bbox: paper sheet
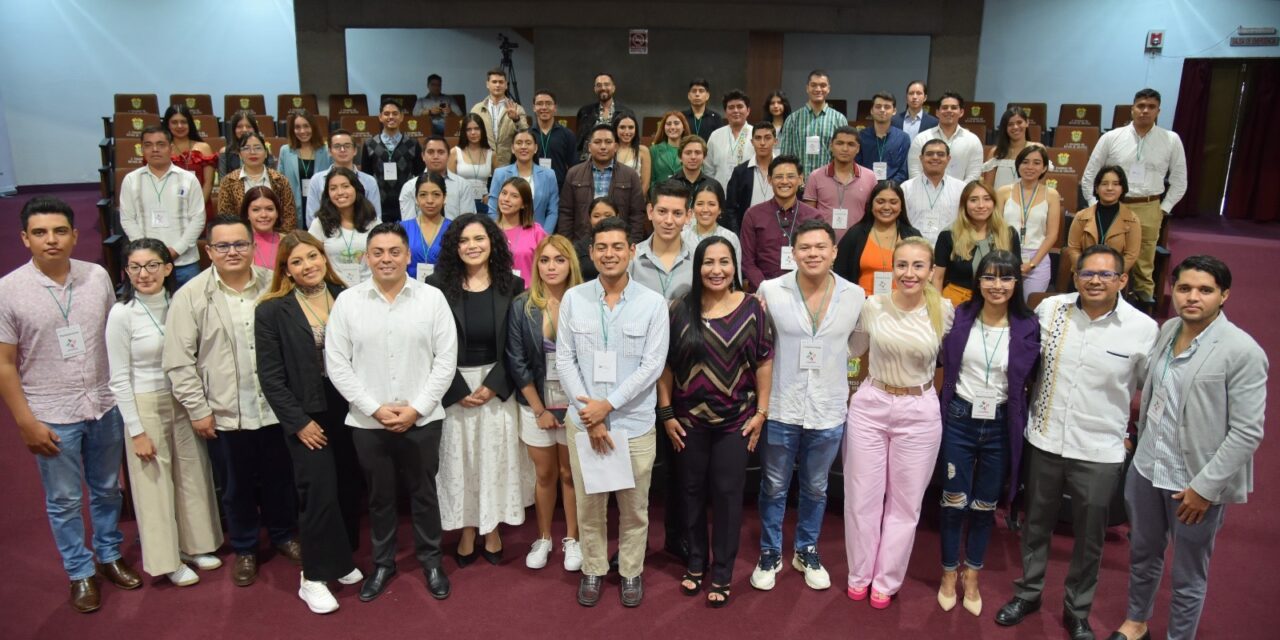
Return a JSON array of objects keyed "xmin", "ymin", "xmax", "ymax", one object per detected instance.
[{"xmin": 574, "ymin": 431, "xmax": 635, "ymax": 494}]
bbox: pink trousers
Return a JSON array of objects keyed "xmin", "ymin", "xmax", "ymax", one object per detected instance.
[{"xmin": 844, "ymin": 383, "xmax": 942, "ymax": 595}]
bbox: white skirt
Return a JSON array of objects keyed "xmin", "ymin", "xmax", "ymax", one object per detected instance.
[{"xmin": 437, "ymin": 364, "xmax": 535, "ymax": 532}]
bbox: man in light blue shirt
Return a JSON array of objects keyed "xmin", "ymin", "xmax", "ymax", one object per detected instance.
[{"xmin": 557, "ymin": 216, "xmax": 668, "ymax": 609}]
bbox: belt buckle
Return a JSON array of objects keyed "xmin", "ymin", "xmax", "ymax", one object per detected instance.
[{"xmin": 881, "ymin": 382, "xmax": 908, "ymax": 396}]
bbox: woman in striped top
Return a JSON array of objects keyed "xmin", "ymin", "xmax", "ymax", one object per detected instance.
[{"xmin": 658, "ymin": 236, "xmax": 774, "ymax": 608}]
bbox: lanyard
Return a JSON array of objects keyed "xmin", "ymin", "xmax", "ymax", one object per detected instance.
[
  {"xmin": 978, "ymin": 319, "xmax": 1005, "ymax": 385},
  {"xmin": 1018, "ymin": 181, "xmax": 1039, "ymax": 239},
  {"xmin": 876, "ymin": 136, "xmax": 887, "ymax": 162},
  {"xmin": 1134, "ymin": 128, "xmax": 1147, "ymax": 163},
  {"xmin": 597, "ymin": 290, "xmax": 625, "ymax": 350},
  {"xmin": 340, "ymin": 226, "xmax": 359, "ymax": 261},
  {"xmin": 46, "ymin": 283, "xmax": 73, "ymax": 323},
  {"xmin": 774, "ymin": 204, "xmax": 799, "ymax": 241},
  {"xmin": 536, "ymin": 129, "xmax": 551, "ymax": 158},
  {"xmin": 924, "ymin": 180, "xmax": 945, "ymax": 210},
  {"xmin": 149, "ymin": 171, "xmax": 173, "ymax": 205},
  {"xmin": 297, "ymin": 288, "xmax": 331, "ymax": 325},
  {"xmin": 1159, "ymin": 326, "xmax": 1183, "ymax": 386},
  {"xmin": 300, "ymin": 158, "xmax": 315, "ymax": 178},
  {"xmin": 139, "ymin": 295, "xmax": 167, "ymax": 336},
  {"xmin": 798, "ymin": 272, "xmax": 833, "ymax": 337}
]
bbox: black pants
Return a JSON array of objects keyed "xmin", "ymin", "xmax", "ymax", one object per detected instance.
[
  {"xmin": 282, "ymin": 382, "xmax": 365, "ymax": 582},
  {"xmin": 660, "ymin": 420, "xmax": 686, "ymax": 549},
  {"xmin": 352, "ymin": 421, "xmax": 443, "ymax": 570},
  {"xmin": 681, "ymin": 426, "xmax": 750, "ymax": 585},
  {"xmin": 208, "ymin": 424, "xmax": 298, "ymax": 555}
]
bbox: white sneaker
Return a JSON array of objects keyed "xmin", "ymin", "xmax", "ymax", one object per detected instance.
[
  {"xmin": 298, "ymin": 574, "xmax": 339, "ymax": 614},
  {"xmin": 181, "ymin": 553, "xmax": 223, "ymax": 570},
  {"xmin": 338, "ymin": 567, "xmax": 364, "ymax": 585},
  {"xmin": 526, "ymin": 538, "xmax": 553, "ymax": 569},
  {"xmin": 750, "ymin": 553, "xmax": 782, "ymax": 591},
  {"xmin": 167, "ymin": 563, "xmax": 200, "ymax": 587},
  {"xmin": 792, "ymin": 547, "xmax": 831, "ymax": 590},
  {"xmin": 561, "ymin": 538, "xmax": 583, "ymax": 572}
]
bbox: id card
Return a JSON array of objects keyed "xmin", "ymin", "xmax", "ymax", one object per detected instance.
[
  {"xmin": 780, "ymin": 246, "xmax": 797, "ymax": 271},
  {"xmin": 873, "ymin": 162, "xmax": 888, "ymax": 180},
  {"xmin": 832, "ymin": 208, "xmax": 849, "ymax": 229},
  {"xmin": 415, "ymin": 263, "xmax": 434, "ymax": 282},
  {"xmin": 873, "ymin": 271, "xmax": 893, "ymax": 296},
  {"xmin": 383, "ymin": 163, "xmax": 398, "ymax": 181},
  {"xmin": 538, "ymin": 158, "xmax": 552, "ymax": 169},
  {"xmin": 1147, "ymin": 390, "xmax": 1167, "ymax": 422},
  {"xmin": 301, "ymin": 178, "xmax": 311, "ymax": 194},
  {"xmin": 546, "ymin": 354, "xmax": 561, "ymax": 380},
  {"xmin": 335, "ymin": 262, "xmax": 362, "ymax": 284},
  {"xmin": 57, "ymin": 324, "xmax": 86, "ymax": 359},
  {"xmin": 151, "ymin": 209, "xmax": 170, "ymax": 228},
  {"xmin": 544, "ymin": 379, "xmax": 569, "ymax": 410},
  {"xmin": 593, "ymin": 350, "xmax": 617, "ymax": 383},
  {"xmin": 805, "ymin": 135, "xmax": 821, "ymax": 155},
  {"xmin": 799, "ymin": 339, "xmax": 823, "ymax": 370},
  {"xmin": 924, "ymin": 213, "xmax": 939, "ymax": 233},
  {"xmin": 971, "ymin": 392, "xmax": 997, "ymax": 420},
  {"xmin": 1128, "ymin": 163, "xmax": 1147, "ymax": 183}
]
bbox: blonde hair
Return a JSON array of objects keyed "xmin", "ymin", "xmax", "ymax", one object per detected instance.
[
  {"xmin": 259, "ymin": 230, "xmax": 348, "ymax": 302},
  {"xmin": 525, "ymin": 234, "xmax": 583, "ymax": 339},
  {"xmin": 949, "ymin": 180, "xmax": 1014, "ymax": 261},
  {"xmin": 894, "ymin": 237, "xmax": 945, "ymax": 339}
]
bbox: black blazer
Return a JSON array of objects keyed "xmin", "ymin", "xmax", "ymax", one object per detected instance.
[
  {"xmin": 359, "ymin": 136, "xmax": 425, "ymax": 215},
  {"xmin": 504, "ymin": 291, "xmax": 547, "ymax": 407},
  {"xmin": 891, "ymin": 111, "xmax": 939, "ymax": 132},
  {"xmin": 254, "ymin": 282, "xmax": 346, "ymax": 435},
  {"xmin": 425, "ymin": 274, "xmax": 517, "ymax": 406},
  {"xmin": 833, "ymin": 220, "xmax": 923, "ymax": 284},
  {"xmin": 725, "ymin": 161, "xmax": 756, "ymax": 231},
  {"xmin": 574, "ymin": 101, "xmax": 636, "ymax": 154}
]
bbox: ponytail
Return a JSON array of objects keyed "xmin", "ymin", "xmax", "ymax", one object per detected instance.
[{"xmin": 894, "ymin": 236, "xmax": 945, "ymax": 340}]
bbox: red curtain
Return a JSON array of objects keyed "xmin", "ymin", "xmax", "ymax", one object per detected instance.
[
  {"xmin": 1170, "ymin": 59, "xmax": 1212, "ymax": 218},
  {"xmin": 1224, "ymin": 60, "xmax": 1280, "ymax": 222}
]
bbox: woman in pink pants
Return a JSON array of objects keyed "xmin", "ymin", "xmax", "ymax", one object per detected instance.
[{"xmin": 844, "ymin": 237, "xmax": 954, "ymax": 609}]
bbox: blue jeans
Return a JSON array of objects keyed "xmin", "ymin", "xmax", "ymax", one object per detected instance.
[
  {"xmin": 757, "ymin": 419, "xmax": 844, "ymax": 554},
  {"xmin": 172, "ymin": 262, "xmax": 201, "ymax": 289},
  {"xmin": 35, "ymin": 407, "xmax": 126, "ymax": 580},
  {"xmin": 939, "ymin": 397, "xmax": 1008, "ymax": 570}
]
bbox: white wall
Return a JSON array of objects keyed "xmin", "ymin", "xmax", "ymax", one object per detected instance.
[
  {"xmin": 345, "ymin": 29, "xmax": 535, "ymax": 113},
  {"xmin": 782, "ymin": 34, "xmax": 932, "ymax": 113},
  {"xmin": 0, "ymin": 0, "xmax": 299, "ymax": 186},
  {"xmin": 976, "ymin": 0, "xmax": 1280, "ymax": 127}
]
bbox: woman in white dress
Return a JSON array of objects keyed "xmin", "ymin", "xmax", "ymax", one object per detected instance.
[
  {"xmin": 448, "ymin": 113, "xmax": 496, "ymax": 214},
  {"xmin": 994, "ymin": 145, "xmax": 1059, "ymax": 298}
]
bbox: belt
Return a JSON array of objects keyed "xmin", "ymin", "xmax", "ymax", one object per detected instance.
[
  {"xmin": 869, "ymin": 378, "xmax": 931, "ymax": 396},
  {"xmin": 1122, "ymin": 195, "xmax": 1161, "ymax": 204}
]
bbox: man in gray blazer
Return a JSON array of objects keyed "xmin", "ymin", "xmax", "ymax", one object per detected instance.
[{"xmin": 1107, "ymin": 255, "xmax": 1268, "ymax": 640}]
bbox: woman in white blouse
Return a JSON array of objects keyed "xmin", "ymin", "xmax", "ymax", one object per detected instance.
[
  {"xmin": 843, "ymin": 236, "xmax": 954, "ymax": 610},
  {"xmin": 106, "ymin": 239, "xmax": 222, "ymax": 586}
]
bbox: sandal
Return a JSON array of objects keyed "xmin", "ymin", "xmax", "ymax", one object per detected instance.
[
  {"xmin": 680, "ymin": 572, "xmax": 704, "ymax": 596},
  {"xmin": 707, "ymin": 583, "xmax": 731, "ymax": 608}
]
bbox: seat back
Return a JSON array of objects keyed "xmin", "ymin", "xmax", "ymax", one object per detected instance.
[
  {"xmin": 403, "ymin": 116, "xmax": 430, "ymax": 141},
  {"xmin": 961, "ymin": 123, "xmax": 988, "ymax": 144},
  {"xmin": 169, "ymin": 94, "xmax": 214, "ymax": 116},
  {"xmin": 253, "ymin": 115, "xmax": 276, "ymax": 137},
  {"xmin": 444, "ymin": 115, "xmax": 466, "ymax": 137},
  {"xmin": 1008, "ymin": 102, "xmax": 1047, "ymax": 127},
  {"xmin": 113, "ymin": 140, "xmax": 146, "ymax": 169},
  {"xmin": 854, "ymin": 99, "xmax": 873, "ymax": 121},
  {"xmin": 378, "ymin": 94, "xmax": 417, "ymax": 113},
  {"xmin": 1058, "ymin": 104, "xmax": 1101, "ymax": 128},
  {"xmin": 961, "ymin": 101, "xmax": 996, "ymax": 130},
  {"xmin": 112, "ymin": 113, "xmax": 161, "ymax": 140},
  {"xmin": 827, "ymin": 99, "xmax": 848, "ymax": 117},
  {"xmin": 1046, "ymin": 146, "xmax": 1088, "ymax": 177},
  {"xmin": 340, "ymin": 116, "xmax": 381, "ymax": 147},
  {"xmin": 642, "ymin": 116, "xmax": 663, "ymax": 140},
  {"xmin": 1052, "ymin": 126, "xmax": 1101, "ymax": 153},
  {"xmin": 205, "ymin": 137, "xmax": 226, "ymax": 155},
  {"xmin": 1044, "ymin": 172, "xmax": 1080, "ymax": 218},
  {"xmin": 329, "ymin": 94, "xmax": 369, "ymax": 117},
  {"xmin": 264, "ymin": 137, "xmax": 288, "ymax": 159},
  {"xmin": 1027, "ymin": 124, "xmax": 1044, "ymax": 145},
  {"xmin": 1112, "ymin": 104, "xmax": 1133, "ymax": 129},
  {"xmin": 277, "ymin": 94, "xmax": 319, "ymax": 122},
  {"xmin": 556, "ymin": 115, "xmax": 578, "ymax": 133},
  {"xmin": 114, "ymin": 94, "xmax": 158, "ymax": 115},
  {"xmin": 225, "ymin": 94, "xmax": 267, "ymax": 117},
  {"xmin": 191, "ymin": 115, "xmax": 219, "ymax": 141}
]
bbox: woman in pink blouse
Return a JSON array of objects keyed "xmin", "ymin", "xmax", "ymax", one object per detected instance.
[{"xmin": 494, "ymin": 177, "xmax": 547, "ymax": 289}]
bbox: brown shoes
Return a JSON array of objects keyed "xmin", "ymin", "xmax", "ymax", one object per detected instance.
[
  {"xmin": 96, "ymin": 559, "xmax": 142, "ymax": 590},
  {"xmin": 232, "ymin": 554, "xmax": 258, "ymax": 587},
  {"xmin": 275, "ymin": 540, "xmax": 303, "ymax": 566},
  {"xmin": 69, "ymin": 578, "xmax": 100, "ymax": 613}
]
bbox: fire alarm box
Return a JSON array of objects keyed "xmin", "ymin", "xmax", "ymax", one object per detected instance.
[{"xmin": 1146, "ymin": 30, "xmax": 1165, "ymax": 52}]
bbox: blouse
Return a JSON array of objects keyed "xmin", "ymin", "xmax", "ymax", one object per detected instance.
[
  {"xmin": 650, "ymin": 142, "xmax": 681, "ymax": 189},
  {"xmin": 253, "ymin": 231, "xmax": 280, "ymax": 270},
  {"xmin": 857, "ymin": 235, "xmax": 894, "ymax": 294},
  {"xmin": 307, "ymin": 218, "xmax": 371, "ymax": 284},
  {"xmin": 955, "ymin": 321, "xmax": 1010, "ymax": 404},
  {"xmin": 854, "ymin": 293, "xmax": 954, "ymax": 388},
  {"xmin": 105, "ymin": 293, "xmax": 170, "ymax": 438},
  {"xmin": 403, "ymin": 216, "xmax": 452, "ymax": 280},
  {"xmin": 504, "ymin": 224, "xmax": 548, "ymax": 289},
  {"xmin": 668, "ymin": 295, "xmax": 774, "ymax": 432},
  {"xmin": 459, "ymin": 288, "xmax": 499, "ymax": 366},
  {"xmin": 935, "ymin": 229, "xmax": 1022, "ymax": 291},
  {"xmin": 454, "ymin": 146, "xmax": 493, "ymax": 198}
]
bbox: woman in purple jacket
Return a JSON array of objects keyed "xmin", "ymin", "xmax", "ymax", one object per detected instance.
[{"xmin": 936, "ymin": 250, "xmax": 1040, "ymax": 616}]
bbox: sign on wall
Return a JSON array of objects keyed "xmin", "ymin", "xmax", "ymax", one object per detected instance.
[{"xmin": 629, "ymin": 29, "xmax": 648, "ymax": 55}]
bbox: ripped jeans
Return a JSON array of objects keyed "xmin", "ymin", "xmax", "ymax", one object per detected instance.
[{"xmin": 939, "ymin": 396, "xmax": 1009, "ymax": 571}]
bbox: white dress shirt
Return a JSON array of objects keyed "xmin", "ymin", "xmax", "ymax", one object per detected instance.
[
  {"xmin": 908, "ymin": 126, "xmax": 985, "ymax": 183},
  {"xmin": 758, "ymin": 272, "xmax": 865, "ymax": 430},
  {"xmin": 705, "ymin": 123, "xmax": 753, "ymax": 187},
  {"xmin": 398, "ymin": 170, "xmax": 478, "ymax": 221},
  {"xmin": 1134, "ymin": 317, "xmax": 1217, "ymax": 491},
  {"xmin": 118, "ymin": 164, "xmax": 205, "ymax": 266},
  {"xmin": 325, "ymin": 277, "xmax": 458, "ymax": 428},
  {"xmin": 1081, "ymin": 123, "xmax": 1188, "ymax": 213},
  {"xmin": 1026, "ymin": 293, "xmax": 1158, "ymax": 463},
  {"xmin": 902, "ymin": 174, "xmax": 966, "ymax": 246}
]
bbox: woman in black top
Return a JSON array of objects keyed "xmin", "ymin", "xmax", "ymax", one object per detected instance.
[
  {"xmin": 932, "ymin": 181, "xmax": 1020, "ymax": 307},
  {"xmin": 834, "ymin": 181, "xmax": 922, "ymax": 295},
  {"xmin": 427, "ymin": 214, "xmax": 531, "ymax": 567},
  {"xmin": 255, "ymin": 230, "xmax": 362, "ymax": 614}
]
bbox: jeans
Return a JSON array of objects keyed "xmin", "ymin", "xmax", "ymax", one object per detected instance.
[
  {"xmin": 172, "ymin": 262, "xmax": 201, "ymax": 289},
  {"xmin": 939, "ymin": 397, "xmax": 1009, "ymax": 571},
  {"xmin": 35, "ymin": 407, "xmax": 125, "ymax": 580},
  {"xmin": 757, "ymin": 419, "xmax": 844, "ymax": 554}
]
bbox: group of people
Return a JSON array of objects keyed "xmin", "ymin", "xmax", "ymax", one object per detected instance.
[{"xmin": 0, "ymin": 71, "xmax": 1251, "ymax": 640}]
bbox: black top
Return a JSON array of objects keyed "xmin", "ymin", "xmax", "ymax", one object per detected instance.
[
  {"xmin": 1095, "ymin": 202, "xmax": 1120, "ymax": 240},
  {"xmin": 425, "ymin": 273, "xmax": 517, "ymax": 406},
  {"xmin": 934, "ymin": 228, "xmax": 1022, "ymax": 290},
  {"xmin": 833, "ymin": 220, "xmax": 924, "ymax": 284},
  {"xmin": 460, "ymin": 288, "xmax": 499, "ymax": 366},
  {"xmin": 681, "ymin": 108, "xmax": 724, "ymax": 139},
  {"xmin": 532, "ymin": 123, "xmax": 577, "ymax": 189}
]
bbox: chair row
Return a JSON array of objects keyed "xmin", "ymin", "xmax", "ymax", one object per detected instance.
[{"xmin": 112, "ymin": 93, "xmax": 466, "ymax": 122}]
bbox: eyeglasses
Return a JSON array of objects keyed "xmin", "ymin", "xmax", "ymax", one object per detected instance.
[
  {"xmin": 1077, "ymin": 270, "xmax": 1121, "ymax": 282},
  {"xmin": 210, "ymin": 241, "xmax": 253, "ymax": 254},
  {"xmin": 330, "ymin": 143, "xmax": 355, "ymax": 151},
  {"xmin": 125, "ymin": 261, "xmax": 164, "ymax": 275},
  {"xmin": 241, "ymin": 145, "xmax": 266, "ymax": 153},
  {"xmin": 978, "ymin": 275, "xmax": 1017, "ymax": 285}
]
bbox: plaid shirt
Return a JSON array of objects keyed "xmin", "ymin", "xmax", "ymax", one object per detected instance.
[
  {"xmin": 591, "ymin": 160, "xmax": 615, "ymax": 198},
  {"xmin": 778, "ymin": 104, "xmax": 849, "ymax": 178}
]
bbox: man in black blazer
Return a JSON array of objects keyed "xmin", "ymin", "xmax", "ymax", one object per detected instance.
[
  {"xmin": 574, "ymin": 72, "xmax": 635, "ymax": 157},
  {"xmin": 360, "ymin": 99, "xmax": 425, "ymax": 223},
  {"xmin": 725, "ymin": 121, "xmax": 779, "ymax": 231},
  {"xmin": 890, "ymin": 80, "xmax": 939, "ymax": 140}
]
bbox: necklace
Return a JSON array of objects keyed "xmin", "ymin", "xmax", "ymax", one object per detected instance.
[{"xmin": 296, "ymin": 281, "xmax": 327, "ymax": 298}]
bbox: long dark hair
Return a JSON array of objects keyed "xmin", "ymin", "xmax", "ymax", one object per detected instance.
[
  {"xmin": 434, "ymin": 213, "xmax": 520, "ymax": 303},
  {"xmin": 162, "ymin": 104, "xmax": 203, "ymax": 143},
  {"xmin": 852, "ymin": 180, "xmax": 906, "ymax": 231},
  {"xmin": 766, "ymin": 91, "xmax": 792, "ymax": 122},
  {"xmin": 459, "ymin": 113, "xmax": 491, "ymax": 151},
  {"xmin": 613, "ymin": 113, "xmax": 641, "ymax": 153},
  {"xmin": 963, "ymin": 249, "xmax": 1033, "ymax": 319},
  {"xmin": 671, "ymin": 236, "xmax": 744, "ymax": 363},
  {"xmin": 224, "ymin": 110, "xmax": 263, "ymax": 154},
  {"xmin": 316, "ymin": 167, "xmax": 377, "ymax": 237},
  {"xmin": 992, "ymin": 107, "xmax": 1029, "ymax": 160},
  {"xmin": 119, "ymin": 238, "xmax": 177, "ymax": 304}
]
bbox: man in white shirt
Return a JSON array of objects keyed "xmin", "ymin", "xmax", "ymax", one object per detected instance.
[
  {"xmin": 118, "ymin": 127, "xmax": 206, "ymax": 287},
  {"xmin": 163, "ymin": 215, "xmax": 300, "ymax": 588},
  {"xmin": 704, "ymin": 90, "xmax": 753, "ymax": 188},
  {"xmin": 751, "ymin": 219, "xmax": 865, "ymax": 594},
  {"xmin": 725, "ymin": 121, "xmax": 779, "ymax": 229},
  {"xmin": 908, "ymin": 92, "xmax": 984, "ymax": 183},
  {"xmin": 398, "ymin": 135, "xmax": 479, "ymax": 221},
  {"xmin": 902, "ymin": 139, "xmax": 966, "ymax": 245},
  {"xmin": 305, "ymin": 129, "xmax": 381, "ymax": 227},
  {"xmin": 996, "ymin": 245, "xmax": 1158, "ymax": 640},
  {"xmin": 1081, "ymin": 88, "xmax": 1188, "ymax": 309},
  {"xmin": 325, "ymin": 222, "xmax": 459, "ymax": 603}
]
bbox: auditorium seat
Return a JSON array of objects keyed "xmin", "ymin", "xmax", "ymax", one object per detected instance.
[
  {"xmin": 277, "ymin": 94, "xmax": 319, "ymax": 122},
  {"xmin": 113, "ymin": 140, "xmax": 145, "ymax": 170},
  {"xmin": 340, "ymin": 116, "xmax": 381, "ymax": 147},
  {"xmin": 112, "ymin": 113, "xmax": 161, "ymax": 140},
  {"xmin": 1046, "ymin": 146, "xmax": 1088, "ymax": 177},
  {"xmin": 191, "ymin": 115, "xmax": 219, "ymax": 140},
  {"xmin": 827, "ymin": 99, "xmax": 848, "ymax": 117},
  {"xmin": 854, "ymin": 99, "xmax": 873, "ymax": 121},
  {"xmin": 1058, "ymin": 104, "xmax": 1101, "ymax": 128},
  {"xmin": 961, "ymin": 123, "xmax": 988, "ymax": 144},
  {"xmin": 252, "ymin": 115, "xmax": 275, "ymax": 137},
  {"xmin": 403, "ymin": 116, "xmax": 429, "ymax": 141},
  {"xmin": 169, "ymin": 94, "xmax": 214, "ymax": 116},
  {"xmin": 851, "ymin": 118, "xmax": 871, "ymax": 134},
  {"xmin": 310, "ymin": 114, "xmax": 331, "ymax": 137},
  {"xmin": 444, "ymin": 115, "xmax": 464, "ymax": 137},
  {"xmin": 1027, "ymin": 124, "xmax": 1044, "ymax": 145},
  {"xmin": 642, "ymin": 116, "xmax": 663, "ymax": 139},
  {"xmin": 205, "ymin": 137, "xmax": 226, "ymax": 154},
  {"xmin": 1008, "ymin": 102, "xmax": 1047, "ymax": 127},
  {"xmin": 557, "ymin": 115, "xmax": 577, "ymax": 133},
  {"xmin": 329, "ymin": 94, "xmax": 369, "ymax": 118},
  {"xmin": 225, "ymin": 94, "xmax": 267, "ymax": 117},
  {"xmin": 1112, "ymin": 104, "xmax": 1132, "ymax": 129},
  {"xmin": 379, "ymin": 94, "xmax": 417, "ymax": 112},
  {"xmin": 960, "ymin": 101, "xmax": 996, "ymax": 131},
  {"xmin": 1052, "ymin": 126, "xmax": 1101, "ymax": 153},
  {"xmin": 114, "ymin": 94, "xmax": 158, "ymax": 115},
  {"xmin": 1045, "ymin": 172, "xmax": 1081, "ymax": 216},
  {"xmin": 265, "ymin": 137, "xmax": 288, "ymax": 159}
]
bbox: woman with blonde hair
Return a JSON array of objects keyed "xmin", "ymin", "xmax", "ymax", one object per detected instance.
[
  {"xmin": 506, "ymin": 234, "xmax": 585, "ymax": 571},
  {"xmin": 649, "ymin": 111, "xmax": 691, "ymax": 190},
  {"xmin": 932, "ymin": 181, "xmax": 1021, "ymax": 306},
  {"xmin": 844, "ymin": 236, "xmax": 954, "ymax": 610},
  {"xmin": 255, "ymin": 230, "xmax": 364, "ymax": 613}
]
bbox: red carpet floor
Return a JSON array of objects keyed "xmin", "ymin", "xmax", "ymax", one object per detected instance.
[{"xmin": 0, "ymin": 189, "xmax": 1275, "ymax": 639}]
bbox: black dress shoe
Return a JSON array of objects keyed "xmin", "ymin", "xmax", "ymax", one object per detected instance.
[
  {"xmin": 455, "ymin": 547, "xmax": 478, "ymax": 568},
  {"xmin": 481, "ymin": 546, "xmax": 503, "ymax": 565},
  {"xmin": 1105, "ymin": 632, "xmax": 1150, "ymax": 640},
  {"xmin": 664, "ymin": 539, "xmax": 689, "ymax": 563},
  {"xmin": 995, "ymin": 597, "xmax": 1041, "ymax": 626},
  {"xmin": 620, "ymin": 575, "xmax": 644, "ymax": 607},
  {"xmin": 577, "ymin": 575, "xmax": 603, "ymax": 607},
  {"xmin": 359, "ymin": 565, "xmax": 397, "ymax": 602},
  {"xmin": 1064, "ymin": 610, "xmax": 1095, "ymax": 640},
  {"xmin": 424, "ymin": 567, "xmax": 450, "ymax": 600}
]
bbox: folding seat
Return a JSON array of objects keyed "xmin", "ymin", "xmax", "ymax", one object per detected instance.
[
  {"xmin": 225, "ymin": 94, "xmax": 267, "ymax": 117},
  {"xmin": 114, "ymin": 93, "xmax": 158, "ymax": 114},
  {"xmin": 329, "ymin": 94, "xmax": 369, "ymax": 117},
  {"xmin": 169, "ymin": 94, "xmax": 214, "ymax": 116}
]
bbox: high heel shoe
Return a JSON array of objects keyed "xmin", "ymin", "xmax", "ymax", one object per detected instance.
[
  {"xmin": 938, "ymin": 571, "xmax": 957, "ymax": 611},
  {"xmin": 454, "ymin": 546, "xmax": 478, "ymax": 568},
  {"xmin": 961, "ymin": 569, "xmax": 982, "ymax": 617}
]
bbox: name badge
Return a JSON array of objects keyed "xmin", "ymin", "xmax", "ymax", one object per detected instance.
[
  {"xmin": 544, "ymin": 379, "xmax": 569, "ymax": 410},
  {"xmin": 383, "ymin": 163, "xmax": 398, "ymax": 182},
  {"xmin": 924, "ymin": 213, "xmax": 939, "ymax": 233},
  {"xmin": 545, "ymin": 353, "xmax": 560, "ymax": 381},
  {"xmin": 538, "ymin": 158, "xmax": 552, "ymax": 169},
  {"xmin": 805, "ymin": 135, "xmax": 821, "ymax": 155},
  {"xmin": 832, "ymin": 208, "xmax": 849, "ymax": 229},
  {"xmin": 873, "ymin": 162, "xmax": 888, "ymax": 180},
  {"xmin": 799, "ymin": 339, "xmax": 823, "ymax": 370},
  {"xmin": 334, "ymin": 262, "xmax": 362, "ymax": 284},
  {"xmin": 779, "ymin": 246, "xmax": 797, "ymax": 271},
  {"xmin": 971, "ymin": 391, "xmax": 997, "ymax": 420},
  {"xmin": 1147, "ymin": 390, "xmax": 1167, "ymax": 422},
  {"xmin": 1128, "ymin": 163, "xmax": 1147, "ymax": 183},
  {"xmin": 513, "ymin": 268, "xmax": 522, "ymax": 278},
  {"xmin": 151, "ymin": 209, "xmax": 170, "ymax": 228},
  {"xmin": 57, "ymin": 324, "xmax": 86, "ymax": 359},
  {"xmin": 301, "ymin": 178, "xmax": 311, "ymax": 194},
  {"xmin": 415, "ymin": 263, "xmax": 434, "ymax": 282},
  {"xmin": 873, "ymin": 271, "xmax": 893, "ymax": 296},
  {"xmin": 593, "ymin": 350, "xmax": 618, "ymax": 384}
]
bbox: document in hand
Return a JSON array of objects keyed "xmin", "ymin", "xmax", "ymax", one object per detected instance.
[{"xmin": 574, "ymin": 432, "xmax": 636, "ymax": 494}]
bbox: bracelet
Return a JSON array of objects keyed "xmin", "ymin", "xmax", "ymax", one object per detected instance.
[
  {"xmin": 535, "ymin": 409, "xmax": 547, "ymax": 418},
  {"xmin": 756, "ymin": 407, "xmax": 769, "ymax": 418},
  {"xmin": 656, "ymin": 406, "xmax": 675, "ymax": 422}
]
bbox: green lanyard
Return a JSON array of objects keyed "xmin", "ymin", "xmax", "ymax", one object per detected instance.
[
  {"xmin": 925, "ymin": 179, "xmax": 945, "ymax": 210},
  {"xmin": 876, "ymin": 136, "xmax": 887, "ymax": 162},
  {"xmin": 536, "ymin": 129, "xmax": 551, "ymax": 159},
  {"xmin": 140, "ymin": 295, "xmax": 167, "ymax": 336},
  {"xmin": 46, "ymin": 283, "xmax": 74, "ymax": 324},
  {"xmin": 799, "ymin": 272, "xmax": 833, "ymax": 337},
  {"xmin": 978, "ymin": 319, "xmax": 1005, "ymax": 385},
  {"xmin": 1018, "ymin": 181, "xmax": 1039, "ymax": 239},
  {"xmin": 340, "ymin": 227, "xmax": 359, "ymax": 262},
  {"xmin": 1134, "ymin": 129, "xmax": 1147, "ymax": 163},
  {"xmin": 149, "ymin": 171, "xmax": 173, "ymax": 205},
  {"xmin": 597, "ymin": 287, "xmax": 625, "ymax": 350},
  {"xmin": 297, "ymin": 288, "xmax": 331, "ymax": 325}
]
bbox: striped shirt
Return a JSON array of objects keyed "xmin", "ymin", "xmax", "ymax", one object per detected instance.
[
  {"xmin": 778, "ymin": 103, "xmax": 849, "ymax": 178},
  {"xmin": 1134, "ymin": 320, "xmax": 1215, "ymax": 490},
  {"xmin": 853, "ymin": 293, "xmax": 954, "ymax": 388},
  {"xmin": 668, "ymin": 295, "xmax": 774, "ymax": 432}
]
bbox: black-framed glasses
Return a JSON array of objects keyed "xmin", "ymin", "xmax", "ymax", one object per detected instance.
[
  {"xmin": 125, "ymin": 261, "xmax": 164, "ymax": 275},
  {"xmin": 1077, "ymin": 270, "xmax": 1121, "ymax": 282},
  {"xmin": 210, "ymin": 241, "xmax": 253, "ymax": 254},
  {"xmin": 978, "ymin": 275, "xmax": 1017, "ymax": 285}
]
